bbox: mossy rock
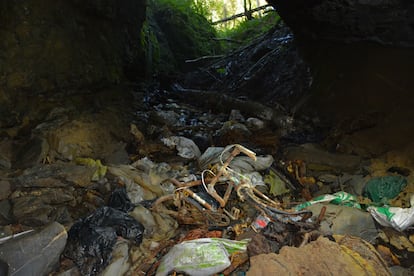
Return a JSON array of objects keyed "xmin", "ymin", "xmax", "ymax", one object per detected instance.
[{"xmin": 148, "ymin": 0, "xmax": 221, "ymax": 74}]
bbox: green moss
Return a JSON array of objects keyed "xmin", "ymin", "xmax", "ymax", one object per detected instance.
[
  {"xmin": 147, "ymin": 0, "xmax": 221, "ymax": 73},
  {"xmin": 140, "ymin": 19, "xmax": 161, "ymax": 77},
  {"xmin": 218, "ymin": 12, "xmax": 281, "ymax": 51}
]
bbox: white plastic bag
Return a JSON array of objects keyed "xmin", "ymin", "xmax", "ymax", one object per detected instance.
[
  {"xmin": 162, "ymin": 136, "xmax": 201, "ymax": 159},
  {"xmin": 367, "ymin": 195, "xmax": 414, "ymax": 231},
  {"xmin": 156, "ymin": 238, "xmax": 249, "ymax": 276}
]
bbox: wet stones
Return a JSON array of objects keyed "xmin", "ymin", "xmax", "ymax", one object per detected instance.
[
  {"xmin": 307, "ymin": 203, "xmax": 379, "ymax": 241},
  {"xmin": 13, "ymin": 164, "xmax": 95, "ymax": 188},
  {"xmin": 10, "ymin": 184, "xmax": 76, "ymax": 226},
  {"xmin": 0, "ymin": 222, "xmax": 68, "ymax": 276},
  {"xmin": 6, "ymin": 163, "xmax": 111, "ymax": 226}
]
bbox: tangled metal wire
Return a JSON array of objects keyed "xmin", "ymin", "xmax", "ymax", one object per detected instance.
[{"xmin": 153, "ymin": 144, "xmax": 314, "ymax": 228}]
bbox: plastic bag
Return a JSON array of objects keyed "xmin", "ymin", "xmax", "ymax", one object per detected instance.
[
  {"xmin": 367, "ymin": 195, "xmax": 414, "ymax": 231},
  {"xmin": 75, "ymin": 157, "xmax": 107, "ymax": 181},
  {"xmin": 108, "ymin": 187, "xmax": 135, "ymax": 212},
  {"xmin": 295, "ymin": 191, "xmax": 361, "ymax": 211},
  {"xmin": 156, "ymin": 238, "xmax": 249, "ymax": 276},
  {"xmin": 363, "ymin": 175, "xmax": 407, "ymax": 204},
  {"xmin": 198, "ymin": 146, "xmax": 273, "ymax": 172},
  {"xmin": 64, "ymin": 206, "xmax": 144, "ymax": 275},
  {"xmin": 161, "ymin": 136, "xmax": 201, "ymax": 159}
]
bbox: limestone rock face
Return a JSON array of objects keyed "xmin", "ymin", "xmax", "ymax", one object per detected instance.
[
  {"xmin": 267, "ymin": 0, "xmax": 414, "ymax": 47},
  {"xmin": 0, "ymin": 0, "xmax": 146, "ymax": 103}
]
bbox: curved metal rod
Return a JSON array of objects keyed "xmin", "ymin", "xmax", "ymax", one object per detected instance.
[{"xmin": 207, "ymin": 144, "xmax": 256, "ymax": 207}]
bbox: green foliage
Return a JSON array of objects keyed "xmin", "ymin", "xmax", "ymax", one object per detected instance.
[
  {"xmin": 144, "ymin": 0, "xmax": 221, "ymax": 76},
  {"xmin": 218, "ymin": 12, "xmax": 281, "ymax": 51},
  {"xmin": 191, "ymin": 0, "xmax": 211, "ymax": 18},
  {"xmin": 216, "ymin": 67, "xmax": 226, "ymax": 75},
  {"xmin": 140, "ymin": 0, "xmax": 280, "ymax": 77}
]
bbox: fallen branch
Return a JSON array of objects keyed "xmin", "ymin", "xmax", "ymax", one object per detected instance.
[
  {"xmin": 185, "ymin": 55, "xmax": 225, "ymax": 63},
  {"xmin": 171, "ymin": 85, "xmax": 288, "ymax": 126},
  {"xmin": 212, "ymin": 37, "xmax": 242, "ymax": 44}
]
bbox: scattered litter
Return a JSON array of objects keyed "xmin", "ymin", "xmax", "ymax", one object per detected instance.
[
  {"xmin": 0, "ymin": 229, "xmax": 34, "ymax": 245},
  {"xmin": 3, "ymin": 98, "xmax": 413, "ymax": 276},
  {"xmin": 153, "ymin": 144, "xmax": 312, "ymax": 228},
  {"xmin": 108, "ymin": 159, "xmax": 174, "ymax": 202},
  {"xmin": 198, "ymin": 145, "xmax": 273, "ymax": 171},
  {"xmin": 161, "ymin": 136, "xmax": 201, "ymax": 159},
  {"xmin": 156, "ymin": 238, "xmax": 249, "ymax": 276},
  {"xmin": 230, "ymin": 154, "xmax": 274, "ymax": 172},
  {"xmin": 264, "ymin": 169, "xmax": 290, "ymax": 196},
  {"xmin": 101, "ymin": 239, "xmax": 131, "ymax": 276},
  {"xmin": 367, "ymin": 195, "xmax": 414, "ymax": 231},
  {"xmin": 246, "ymin": 117, "xmax": 265, "ymax": 130},
  {"xmin": 64, "ymin": 206, "xmax": 144, "ymax": 275},
  {"xmin": 363, "ymin": 175, "xmax": 407, "ymax": 204},
  {"xmin": 251, "ymin": 214, "xmax": 271, "ymax": 232},
  {"xmin": 294, "ymin": 191, "xmax": 361, "ymax": 210},
  {"xmin": 108, "ymin": 187, "xmax": 135, "ymax": 213},
  {"xmin": 75, "ymin": 157, "xmax": 107, "ymax": 181},
  {"xmin": 305, "ymin": 203, "xmax": 379, "ymax": 241}
]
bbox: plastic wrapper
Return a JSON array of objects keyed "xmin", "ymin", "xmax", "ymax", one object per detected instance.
[
  {"xmin": 367, "ymin": 196, "xmax": 414, "ymax": 231},
  {"xmin": 75, "ymin": 157, "xmax": 107, "ymax": 181},
  {"xmin": 161, "ymin": 136, "xmax": 201, "ymax": 159},
  {"xmin": 156, "ymin": 238, "xmax": 249, "ymax": 276},
  {"xmin": 294, "ymin": 191, "xmax": 361, "ymax": 211},
  {"xmin": 198, "ymin": 146, "xmax": 273, "ymax": 172}
]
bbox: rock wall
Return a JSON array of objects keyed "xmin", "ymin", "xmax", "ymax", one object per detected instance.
[
  {"xmin": 264, "ymin": 0, "xmax": 414, "ymax": 158},
  {"xmin": 267, "ymin": 0, "xmax": 414, "ymax": 47},
  {"xmin": 0, "ymin": 0, "xmax": 146, "ymax": 105}
]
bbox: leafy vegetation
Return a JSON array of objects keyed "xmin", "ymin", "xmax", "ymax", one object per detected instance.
[
  {"xmin": 217, "ymin": 12, "xmax": 281, "ymax": 51},
  {"xmin": 142, "ymin": 0, "xmax": 220, "ymax": 78},
  {"xmin": 141, "ymin": 0, "xmax": 280, "ymax": 79}
]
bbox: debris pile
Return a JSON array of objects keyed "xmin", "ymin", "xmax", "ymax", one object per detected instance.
[{"xmin": 0, "ymin": 26, "xmax": 414, "ymax": 275}]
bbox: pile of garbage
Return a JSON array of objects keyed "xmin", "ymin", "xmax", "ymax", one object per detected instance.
[
  {"xmin": 2, "ymin": 137, "xmax": 414, "ymax": 275},
  {"xmin": 1, "ymin": 88, "xmax": 414, "ymax": 275}
]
